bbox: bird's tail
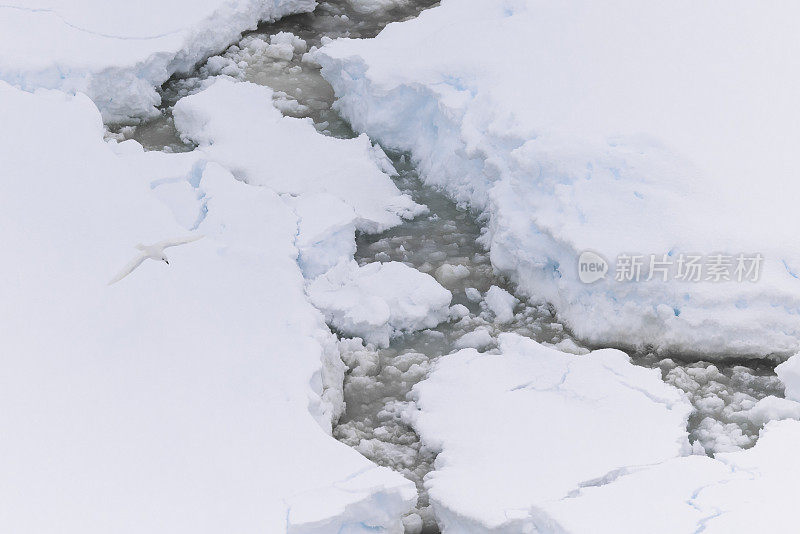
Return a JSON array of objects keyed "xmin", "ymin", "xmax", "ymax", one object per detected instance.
[{"xmin": 135, "ymin": 243, "xmax": 146, "ymax": 251}]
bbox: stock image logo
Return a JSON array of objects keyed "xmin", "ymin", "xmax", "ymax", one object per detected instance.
[
  {"xmin": 577, "ymin": 251, "xmax": 609, "ymax": 283},
  {"xmin": 578, "ymin": 252, "xmax": 763, "ymax": 284}
]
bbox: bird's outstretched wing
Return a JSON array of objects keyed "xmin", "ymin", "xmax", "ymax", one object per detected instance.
[
  {"xmin": 108, "ymin": 254, "xmax": 147, "ymax": 285},
  {"xmin": 157, "ymin": 234, "xmax": 204, "ymax": 249}
]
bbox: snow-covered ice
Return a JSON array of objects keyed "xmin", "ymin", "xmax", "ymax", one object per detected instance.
[
  {"xmin": 9, "ymin": 0, "xmax": 800, "ymax": 530},
  {"xmin": 464, "ymin": 287, "xmax": 482, "ymax": 302},
  {"xmin": 0, "ymin": 78, "xmax": 417, "ymax": 532},
  {"xmin": 406, "ymin": 332, "xmax": 693, "ymax": 532},
  {"xmin": 545, "ymin": 455, "xmax": 734, "ymax": 534},
  {"xmin": 316, "ymin": 0, "xmax": 800, "ymax": 357},
  {"xmin": 776, "ymin": 352, "xmax": 800, "ymax": 402},
  {"xmin": 547, "ymin": 419, "xmax": 800, "ymax": 533},
  {"xmin": 688, "ymin": 419, "xmax": 800, "ymax": 533},
  {"xmin": 308, "ymin": 260, "xmax": 453, "ymax": 347},
  {"xmin": 0, "ymin": 0, "xmax": 315, "ymax": 121},
  {"xmin": 453, "ymin": 327, "xmax": 493, "ymax": 350},
  {"xmin": 729, "ymin": 395, "xmax": 800, "ymax": 429},
  {"xmin": 433, "ymin": 263, "xmax": 470, "ymax": 286},
  {"xmin": 405, "ymin": 331, "xmax": 800, "ymax": 533},
  {"xmin": 483, "ymin": 285, "xmax": 519, "ymax": 324},
  {"xmin": 172, "ymin": 78, "xmax": 425, "ymax": 277}
]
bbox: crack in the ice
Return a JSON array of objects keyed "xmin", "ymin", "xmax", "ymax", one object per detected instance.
[
  {"xmin": 282, "ymin": 464, "xmax": 379, "ymax": 529},
  {"xmin": 0, "ymin": 4, "xmax": 184, "ymax": 40},
  {"xmin": 508, "ymin": 359, "xmax": 579, "ymax": 396},
  {"xmin": 692, "ymin": 509, "xmax": 723, "ymax": 534},
  {"xmin": 687, "ymin": 482, "xmax": 728, "ymax": 533},
  {"xmin": 563, "ymin": 466, "xmax": 633, "ymax": 498},
  {"xmin": 509, "ymin": 365, "xmax": 570, "ymax": 393},
  {"xmin": 331, "ymin": 465, "xmax": 379, "ymax": 492},
  {"xmin": 599, "ymin": 360, "xmax": 683, "ymax": 410},
  {"xmin": 280, "ymin": 195, "xmax": 304, "ymax": 270},
  {"xmin": 283, "ymin": 498, "xmax": 292, "ymax": 533},
  {"xmin": 283, "ymin": 465, "xmax": 404, "ymax": 533},
  {"xmin": 685, "ymin": 458, "xmax": 759, "ymax": 533},
  {"xmin": 149, "ymin": 159, "xmax": 210, "ymax": 231},
  {"xmin": 560, "ymin": 461, "xmax": 664, "ymax": 500}
]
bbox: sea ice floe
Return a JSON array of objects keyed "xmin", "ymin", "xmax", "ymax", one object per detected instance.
[
  {"xmin": 0, "ymin": 77, "xmax": 417, "ymax": 532},
  {"xmin": 307, "ymin": 260, "xmax": 453, "ymax": 347},
  {"xmin": 548, "ymin": 419, "xmax": 800, "ymax": 533},
  {"xmin": 453, "ymin": 327, "xmax": 493, "ymax": 350},
  {"xmin": 406, "ymin": 332, "xmax": 693, "ymax": 532},
  {"xmin": 483, "ymin": 285, "xmax": 519, "ymax": 324},
  {"xmin": 405, "ymin": 331, "xmax": 800, "ymax": 533},
  {"xmin": 172, "ymin": 77, "xmax": 425, "ymax": 276}
]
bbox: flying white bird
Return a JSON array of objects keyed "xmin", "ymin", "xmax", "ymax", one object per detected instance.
[{"xmin": 108, "ymin": 235, "xmax": 204, "ymax": 285}]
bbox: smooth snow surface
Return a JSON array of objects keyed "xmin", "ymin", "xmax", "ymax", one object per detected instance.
[
  {"xmin": 316, "ymin": 0, "xmax": 800, "ymax": 357},
  {"xmin": 0, "ymin": 79, "xmax": 417, "ymax": 532},
  {"xmin": 409, "ymin": 333, "xmax": 800, "ymax": 533},
  {"xmin": 408, "ymin": 333, "xmax": 693, "ymax": 532},
  {"xmin": 548, "ymin": 419, "xmax": 800, "ymax": 534},
  {"xmin": 0, "ymin": 0, "xmax": 315, "ymax": 121}
]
